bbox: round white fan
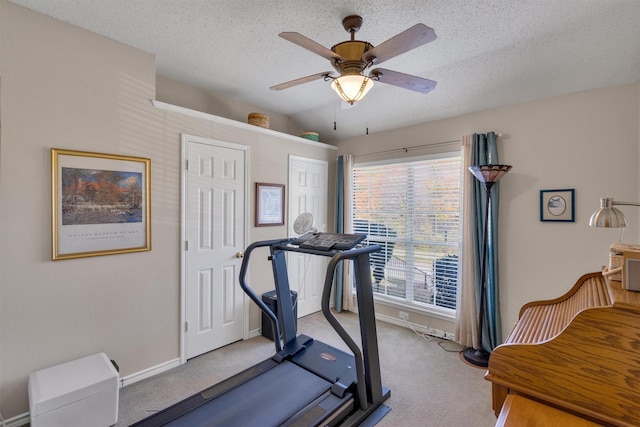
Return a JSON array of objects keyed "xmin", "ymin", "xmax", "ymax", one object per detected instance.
[{"xmin": 293, "ymin": 212, "xmax": 315, "ymax": 235}]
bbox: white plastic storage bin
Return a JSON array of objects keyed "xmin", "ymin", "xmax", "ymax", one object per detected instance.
[{"xmin": 28, "ymin": 352, "xmax": 119, "ymax": 427}]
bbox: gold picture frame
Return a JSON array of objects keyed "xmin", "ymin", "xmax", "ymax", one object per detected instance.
[{"xmin": 51, "ymin": 148, "xmax": 151, "ymax": 260}]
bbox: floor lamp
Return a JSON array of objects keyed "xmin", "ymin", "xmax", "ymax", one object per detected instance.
[{"xmin": 463, "ymin": 164, "xmax": 512, "ymax": 367}]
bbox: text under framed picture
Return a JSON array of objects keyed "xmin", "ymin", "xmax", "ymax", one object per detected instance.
[
  {"xmin": 51, "ymin": 148, "xmax": 151, "ymax": 260},
  {"xmin": 255, "ymin": 182, "xmax": 285, "ymax": 226},
  {"xmin": 540, "ymin": 188, "xmax": 575, "ymax": 222}
]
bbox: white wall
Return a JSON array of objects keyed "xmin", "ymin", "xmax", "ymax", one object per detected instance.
[
  {"xmin": 338, "ymin": 82, "xmax": 640, "ymax": 340},
  {"xmin": 0, "ymin": 1, "xmax": 335, "ymax": 419}
]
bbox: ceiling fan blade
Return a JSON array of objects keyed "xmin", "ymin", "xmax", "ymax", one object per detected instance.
[
  {"xmin": 370, "ymin": 68, "xmax": 436, "ymax": 93},
  {"xmin": 363, "ymin": 24, "xmax": 436, "ymax": 65},
  {"xmin": 270, "ymin": 72, "xmax": 334, "ymax": 91},
  {"xmin": 279, "ymin": 32, "xmax": 344, "ymax": 61}
]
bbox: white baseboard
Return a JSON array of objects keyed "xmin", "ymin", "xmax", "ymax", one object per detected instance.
[
  {"xmin": 6, "ymin": 348, "xmax": 259, "ymax": 427},
  {"xmin": 375, "ymin": 312, "xmax": 456, "ymax": 341},
  {"xmin": 121, "ymin": 330, "xmax": 266, "ymax": 389},
  {"xmin": 0, "ymin": 359, "xmax": 179, "ymax": 427},
  {"xmin": 375, "ymin": 311, "xmax": 407, "ymax": 328},
  {"xmin": 119, "ymin": 357, "xmax": 181, "ymax": 388},
  {"xmin": 2, "ymin": 411, "xmax": 29, "ymax": 427},
  {"xmin": 248, "ymin": 328, "xmax": 262, "ymax": 339}
]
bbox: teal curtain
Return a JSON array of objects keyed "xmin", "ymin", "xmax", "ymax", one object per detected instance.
[
  {"xmin": 471, "ymin": 132, "xmax": 502, "ymax": 351},
  {"xmin": 334, "ymin": 155, "xmax": 345, "ymax": 311}
]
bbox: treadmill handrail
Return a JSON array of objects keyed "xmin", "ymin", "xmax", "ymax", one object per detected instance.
[
  {"xmin": 239, "ymin": 238, "xmax": 293, "ymax": 352},
  {"xmin": 322, "ymin": 245, "xmax": 382, "ymax": 411},
  {"xmin": 240, "ymin": 238, "xmax": 385, "ymax": 412},
  {"xmin": 239, "ymin": 239, "xmax": 378, "ymax": 354}
]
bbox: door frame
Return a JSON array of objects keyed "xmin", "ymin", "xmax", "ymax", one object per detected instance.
[{"xmin": 180, "ymin": 133, "xmax": 250, "ymax": 364}]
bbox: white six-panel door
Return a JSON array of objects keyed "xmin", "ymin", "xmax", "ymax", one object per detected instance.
[
  {"xmin": 183, "ymin": 136, "xmax": 247, "ymax": 360},
  {"xmin": 288, "ymin": 155, "xmax": 328, "ymax": 318}
]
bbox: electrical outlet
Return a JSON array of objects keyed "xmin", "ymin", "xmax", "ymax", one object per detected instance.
[
  {"xmin": 399, "ymin": 311, "xmax": 409, "ymax": 321},
  {"xmin": 430, "ymin": 328, "xmax": 445, "ymax": 338}
]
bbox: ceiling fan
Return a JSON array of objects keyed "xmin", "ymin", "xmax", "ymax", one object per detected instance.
[{"xmin": 270, "ymin": 15, "xmax": 437, "ymax": 105}]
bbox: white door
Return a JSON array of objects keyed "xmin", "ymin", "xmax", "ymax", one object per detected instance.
[
  {"xmin": 288, "ymin": 156, "xmax": 328, "ymax": 317},
  {"xmin": 183, "ymin": 136, "xmax": 247, "ymax": 360}
]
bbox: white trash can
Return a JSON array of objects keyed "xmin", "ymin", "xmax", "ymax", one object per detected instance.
[{"xmin": 28, "ymin": 352, "xmax": 119, "ymax": 427}]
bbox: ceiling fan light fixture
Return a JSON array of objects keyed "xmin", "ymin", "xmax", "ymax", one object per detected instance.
[{"xmin": 330, "ymin": 74, "xmax": 374, "ymax": 105}]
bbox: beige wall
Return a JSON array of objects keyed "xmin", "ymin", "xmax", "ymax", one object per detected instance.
[
  {"xmin": 2, "ymin": 0, "xmax": 640, "ymax": 421},
  {"xmin": 156, "ymin": 75, "xmax": 306, "ymax": 138},
  {"xmin": 0, "ymin": 1, "xmax": 335, "ymax": 419},
  {"xmin": 338, "ymin": 82, "xmax": 640, "ymax": 340}
]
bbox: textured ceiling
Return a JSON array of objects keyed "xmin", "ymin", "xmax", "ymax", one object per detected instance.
[{"xmin": 9, "ymin": 0, "xmax": 640, "ymax": 143}]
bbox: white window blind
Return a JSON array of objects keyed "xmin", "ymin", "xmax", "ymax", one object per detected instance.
[{"xmin": 352, "ymin": 153, "xmax": 461, "ymax": 312}]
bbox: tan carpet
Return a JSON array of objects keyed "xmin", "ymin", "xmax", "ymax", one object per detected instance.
[{"xmin": 117, "ymin": 311, "xmax": 496, "ymax": 427}]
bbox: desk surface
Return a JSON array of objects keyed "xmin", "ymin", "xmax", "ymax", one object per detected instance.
[{"xmin": 606, "ymin": 276, "xmax": 640, "ymax": 309}]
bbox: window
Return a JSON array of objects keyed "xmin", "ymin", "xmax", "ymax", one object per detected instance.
[{"xmin": 352, "ymin": 153, "xmax": 461, "ymax": 313}]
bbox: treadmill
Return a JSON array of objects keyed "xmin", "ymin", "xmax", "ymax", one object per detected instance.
[{"xmin": 131, "ymin": 233, "xmax": 391, "ymax": 426}]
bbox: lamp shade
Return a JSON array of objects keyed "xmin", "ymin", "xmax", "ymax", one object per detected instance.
[
  {"xmin": 468, "ymin": 164, "xmax": 512, "ymax": 184},
  {"xmin": 589, "ymin": 198, "xmax": 627, "ymax": 228},
  {"xmin": 330, "ymin": 75, "xmax": 374, "ymax": 104}
]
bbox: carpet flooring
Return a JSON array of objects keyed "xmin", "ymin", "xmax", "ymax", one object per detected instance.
[{"xmin": 117, "ymin": 311, "xmax": 496, "ymax": 427}]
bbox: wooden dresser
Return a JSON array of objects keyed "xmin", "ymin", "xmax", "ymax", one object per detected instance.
[
  {"xmin": 496, "ymin": 395, "xmax": 602, "ymax": 427},
  {"xmin": 485, "ymin": 271, "xmax": 640, "ymax": 426}
]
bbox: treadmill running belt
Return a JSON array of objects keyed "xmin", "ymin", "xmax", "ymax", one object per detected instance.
[{"xmin": 164, "ymin": 361, "xmax": 332, "ymax": 427}]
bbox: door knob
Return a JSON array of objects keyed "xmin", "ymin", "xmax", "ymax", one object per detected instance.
[{"xmin": 235, "ymin": 252, "xmax": 244, "ymax": 258}]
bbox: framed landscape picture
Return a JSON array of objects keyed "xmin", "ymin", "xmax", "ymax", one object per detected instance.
[{"xmin": 51, "ymin": 148, "xmax": 151, "ymax": 260}]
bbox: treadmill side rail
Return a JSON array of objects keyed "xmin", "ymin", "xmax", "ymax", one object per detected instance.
[{"xmin": 239, "ymin": 238, "xmax": 293, "ymax": 353}]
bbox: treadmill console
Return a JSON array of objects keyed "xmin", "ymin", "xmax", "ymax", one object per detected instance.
[{"xmin": 293, "ymin": 232, "xmax": 367, "ymax": 251}]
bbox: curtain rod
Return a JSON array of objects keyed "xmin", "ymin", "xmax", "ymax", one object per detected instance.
[
  {"xmin": 353, "ymin": 133, "xmax": 503, "ymax": 160},
  {"xmin": 354, "ymin": 139, "xmax": 460, "ymax": 159}
]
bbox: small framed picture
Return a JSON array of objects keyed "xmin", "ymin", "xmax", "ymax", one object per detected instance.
[
  {"xmin": 540, "ymin": 189, "xmax": 575, "ymax": 222},
  {"xmin": 255, "ymin": 182, "xmax": 285, "ymax": 226}
]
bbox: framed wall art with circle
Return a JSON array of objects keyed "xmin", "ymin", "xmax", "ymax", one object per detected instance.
[{"xmin": 540, "ymin": 189, "xmax": 575, "ymax": 222}]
